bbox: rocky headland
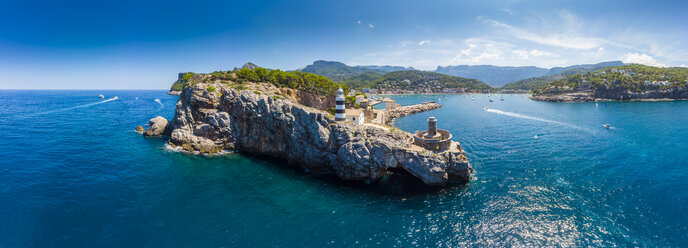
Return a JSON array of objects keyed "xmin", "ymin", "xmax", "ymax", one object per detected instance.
[
  {"xmin": 141, "ymin": 77, "xmax": 472, "ymax": 186},
  {"xmin": 529, "ymin": 65, "xmax": 688, "ymax": 102}
]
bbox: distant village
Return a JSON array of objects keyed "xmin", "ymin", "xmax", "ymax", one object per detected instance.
[{"xmin": 594, "ymin": 68, "xmax": 680, "ymax": 86}]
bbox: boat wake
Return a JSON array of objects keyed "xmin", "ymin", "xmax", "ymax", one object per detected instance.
[
  {"xmin": 154, "ymin": 99, "xmax": 163, "ymax": 107},
  {"xmin": 36, "ymin": 97, "xmax": 119, "ymax": 115},
  {"xmin": 484, "ymin": 108, "xmax": 590, "ymax": 132}
]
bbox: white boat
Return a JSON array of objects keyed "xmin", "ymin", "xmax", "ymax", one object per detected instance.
[
  {"xmin": 603, "ymin": 124, "xmax": 611, "ymax": 129},
  {"xmin": 98, "ymin": 94, "xmax": 104, "ymax": 98},
  {"xmin": 113, "ymin": 96, "xmax": 119, "ymax": 100}
]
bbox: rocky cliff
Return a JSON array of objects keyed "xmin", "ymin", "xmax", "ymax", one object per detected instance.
[{"xmin": 165, "ymin": 82, "xmax": 471, "ymax": 186}]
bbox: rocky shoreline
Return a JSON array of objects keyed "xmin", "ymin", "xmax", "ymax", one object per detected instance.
[
  {"xmin": 529, "ymin": 92, "xmax": 597, "ymax": 102},
  {"xmin": 141, "ymin": 82, "xmax": 472, "ymax": 186},
  {"xmin": 531, "ymin": 87, "xmax": 688, "ymax": 102}
]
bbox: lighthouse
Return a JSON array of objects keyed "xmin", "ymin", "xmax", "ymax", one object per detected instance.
[{"xmin": 335, "ymin": 87, "xmax": 346, "ymax": 121}]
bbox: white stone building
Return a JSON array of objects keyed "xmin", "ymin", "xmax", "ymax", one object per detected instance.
[{"xmin": 345, "ymin": 109, "xmax": 364, "ymax": 125}]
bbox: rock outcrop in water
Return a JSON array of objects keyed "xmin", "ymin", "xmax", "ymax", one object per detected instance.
[
  {"xmin": 164, "ymin": 82, "xmax": 471, "ymax": 186},
  {"xmin": 143, "ymin": 116, "xmax": 171, "ymax": 136}
]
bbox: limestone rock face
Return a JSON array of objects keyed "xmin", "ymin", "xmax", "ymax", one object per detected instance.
[
  {"xmin": 167, "ymin": 83, "xmax": 472, "ymax": 186},
  {"xmin": 135, "ymin": 126, "xmax": 145, "ymax": 133},
  {"xmin": 143, "ymin": 116, "xmax": 171, "ymax": 136}
]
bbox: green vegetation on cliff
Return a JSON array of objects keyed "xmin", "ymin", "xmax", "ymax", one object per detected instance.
[
  {"xmin": 172, "ymin": 61, "xmax": 492, "ymax": 95},
  {"xmin": 180, "ymin": 66, "xmax": 349, "ymax": 96},
  {"xmin": 533, "ymin": 64, "xmax": 688, "ymax": 95},
  {"xmin": 368, "ymin": 70, "xmax": 492, "ymax": 93},
  {"xmin": 170, "ymin": 73, "xmax": 195, "ymax": 91},
  {"xmin": 502, "ymin": 61, "xmax": 625, "ymax": 91}
]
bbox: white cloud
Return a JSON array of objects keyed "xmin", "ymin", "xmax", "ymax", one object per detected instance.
[
  {"xmin": 483, "ymin": 18, "xmax": 606, "ymax": 50},
  {"xmin": 369, "ymin": 24, "xmax": 374, "ymax": 29},
  {"xmin": 357, "ymin": 20, "xmax": 361, "ymax": 25},
  {"xmin": 349, "ymin": 9, "xmax": 687, "ymax": 69},
  {"xmin": 500, "ymin": 8, "xmax": 514, "ymax": 16},
  {"xmin": 621, "ymin": 53, "xmax": 667, "ymax": 67},
  {"xmin": 350, "ymin": 38, "xmax": 507, "ymax": 69},
  {"xmin": 449, "ymin": 38, "xmax": 510, "ymax": 64},
  {"xmin": 478, "ymin": 10, "xmax": 633, "ymax": 51},
  {"xmin": 345, "ymin": 9, "xmax": 688, "ymax": 69},
  {"xmin": 513, "ymin": 49, "xmax": 557, "ymax": 59},
  {"xmin": 680, "ymin": 64, "xmax": 688, "ymax": 68}
]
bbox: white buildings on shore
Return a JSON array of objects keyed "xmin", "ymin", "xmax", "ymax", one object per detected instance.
[
  {"xmin": 345, "ymin": 109, "xmax": 364, "ymax": 125},
  {"xmin": 334, "ymin": 90, "xmax": 391, "ymax": 126}
]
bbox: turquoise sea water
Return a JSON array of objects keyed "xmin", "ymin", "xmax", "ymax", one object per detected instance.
[{"xmin": 1, "ymin": 90, "xmax": 687, "ymax": 247}]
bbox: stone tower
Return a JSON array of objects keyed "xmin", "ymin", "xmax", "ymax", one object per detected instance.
[
  {"xmin": 335, "ymin": 87, "xmax": 346, "ymax": 121},
  {"xmin": 413, "ymin": 116, "xmax": 453, "ymax": 152}
]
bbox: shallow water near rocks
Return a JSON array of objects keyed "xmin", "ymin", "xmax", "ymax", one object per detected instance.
[{"xmin": 1, "ymin": 90, "xmax": 687, "ymax": 247}]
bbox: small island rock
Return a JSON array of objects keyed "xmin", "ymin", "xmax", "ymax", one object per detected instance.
[{"xmin": 143, "ymin": 116, "xmax": 170, "ymax": 136}]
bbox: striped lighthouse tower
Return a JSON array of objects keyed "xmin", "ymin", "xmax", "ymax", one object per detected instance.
[{"xmin": 335, "ymin": 87, "xmax": 346, "ymax": 122}]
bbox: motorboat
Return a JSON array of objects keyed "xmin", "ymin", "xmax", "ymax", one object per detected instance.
[{"xmin": 603, "ymin": 124, "xmax": 611, "ymax": 129}]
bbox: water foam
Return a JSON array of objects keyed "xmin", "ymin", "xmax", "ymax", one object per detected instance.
[
  {"xmin": 35, "ymin": 97, "xmax": 118, "ymax": 115},
  {"xmin": 485, "ymin": 108, "xmax": 589, "ymax": 132},
  {"xmin": 154, "ymin": 99, "xmax": 163, "ymax": 107}
]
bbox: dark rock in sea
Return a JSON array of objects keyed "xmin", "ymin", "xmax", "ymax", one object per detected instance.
[{"xmin": 165, "ymin": 82, "xmax": 472, "ymax": 186}]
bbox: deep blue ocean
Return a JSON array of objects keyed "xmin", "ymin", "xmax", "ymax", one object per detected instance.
[{"xmin": 1, "ymin": 90, "xmax": 687, "ymax": 247}]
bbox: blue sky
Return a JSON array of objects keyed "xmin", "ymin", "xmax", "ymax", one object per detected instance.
[{"xmin": 1, "ymin": 0, "xmax": 687, "ymax": 89}]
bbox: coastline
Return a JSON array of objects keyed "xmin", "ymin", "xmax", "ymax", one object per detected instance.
[
  {"xmin": 369, "ymin": 92, "xmax": 531, "ymax": 96},
  {"xmin": 530, "ymin": 93, "xmax": 688, "ymax": 102},
  {"xmin": 151, "ymin": 81, "xmax": 472, "ymax": 186}
]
